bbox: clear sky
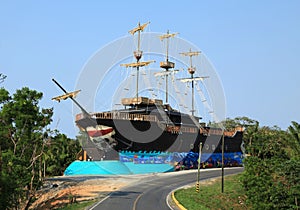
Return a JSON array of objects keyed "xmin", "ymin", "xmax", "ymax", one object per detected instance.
[{"xmin": 1, "ymin": 1, "xmax": 299, "ymax": 138}]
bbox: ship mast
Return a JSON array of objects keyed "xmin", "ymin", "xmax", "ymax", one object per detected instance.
[
  {"xmin": 121, "ymin": 22, "xmax": 154, "ymax": 105},
  {"xmin": 158, "ymin": 30, "xmax": 178, "ymax": 104},
  {"xmin": 179, "ymin": 49, "xmax": 208, "ymax": 116}
]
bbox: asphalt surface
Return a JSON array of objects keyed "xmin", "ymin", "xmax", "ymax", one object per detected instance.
[{"xmin": 89, "ymin": 167, "xmax": 244, "ymax": 210}]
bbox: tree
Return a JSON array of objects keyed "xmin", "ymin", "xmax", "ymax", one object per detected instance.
[
  {"xmin": 43, "ymin": 133, "xmax": 81, "ymax": 176},
  {"xmin": 209, "ymin": 116, "xmax": 259, "ymax": 155},
  {"xmin": 0, "ymin": 86, "xmax": 81, "ymax": 209},
  {"xmin": 241, "ymin": 123, "xmax": 300, "ymax": 209},
  {"xmin": 0, "ymin": 87, "xmax": 53, "ymax": 209},
  {"xmin": 287, "ymin": 121, "xmax": 300, "ymax": 158}
]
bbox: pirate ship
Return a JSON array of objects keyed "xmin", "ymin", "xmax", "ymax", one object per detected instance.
[{"xmin": 53, "ymin": 22, "xmax": 244, "ymax": 162}]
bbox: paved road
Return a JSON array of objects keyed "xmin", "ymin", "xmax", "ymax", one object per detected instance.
[{"xmin": 89, "ymin": 167, "xmax": 244, "ymax": 210}]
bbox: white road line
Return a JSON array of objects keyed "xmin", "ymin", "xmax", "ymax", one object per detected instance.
[{"xmin": 88, "ymin": 193, "xmax": 112, "ymax": 210}]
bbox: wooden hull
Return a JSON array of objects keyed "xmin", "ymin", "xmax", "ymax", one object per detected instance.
[{"xmin": 76, "ymin": 116, "xmax": 243, "ymax": 160}]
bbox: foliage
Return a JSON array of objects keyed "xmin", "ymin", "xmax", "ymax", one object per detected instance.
[
  {"xmin": 287, "ymin": 121, "xmax": 300, "ymax": 157},
  {"xmin": 0, "ymin": 87, "xmax": 52, "ymax": 209},
  {"xmin": 210, "ymin": 117, "xmax": 300, "ymax": 208},
  {"xmin": 175, "ymin": 174, "xmax": 249, "ymax": 210},
  {"xmin": 191, "ymin": 118, "xmax": 300, "ymax": 209},
  {"xmin": 241, "ymin": 121, "xmax": 300, "ymax": 209},
  {"xmin": 0, "ymin": 87, "xmax": 80, "ymax": 209},
  {"xmin": 209, "ymin": 116, "xmax": 259, "ymax": 155},
  {"xmin": 44, "ymin": 133, "xmax": 81, "ymax": 176}
]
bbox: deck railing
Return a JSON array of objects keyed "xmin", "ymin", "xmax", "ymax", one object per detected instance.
[{"xmin": 91, "ymin": 112, "xmax": 158, "ymax": 122}]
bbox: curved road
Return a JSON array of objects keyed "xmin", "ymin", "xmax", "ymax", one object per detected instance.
[{"xmin": 89, "ymin": 167, "xmax": 243, "ymax": 210}]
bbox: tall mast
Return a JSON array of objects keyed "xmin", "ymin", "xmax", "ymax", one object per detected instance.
[
  {"xmin": 121, "ymin": 22, "xmax": 154, "ymax": 104},
  {"xmin": 179, "ymin": 49, "xmax": 208, "ymax": 116},
  {"xmin": 158, "ymin": 30, "xmax": 178, "ymax": 104}
]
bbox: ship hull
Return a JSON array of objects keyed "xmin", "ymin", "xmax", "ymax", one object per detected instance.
[{"xmin": 76, "ymin": 116, "xmax": 244, "ymax": 161}]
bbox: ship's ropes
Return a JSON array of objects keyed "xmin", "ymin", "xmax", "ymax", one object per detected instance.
[
  {"xmin": 195, "ymin": 82, "xmax": 214, "ymax": 121},
  {"xmin": 170, "ymin": 71, "xmax": 190, "ymax": 114}
]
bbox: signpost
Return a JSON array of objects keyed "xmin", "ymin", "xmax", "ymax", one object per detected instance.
[
  {"xmin": 221, "ymin": 133, "xmax": 225, "ymax": 193},
  {"xmin": 196, "ymin": 142, "xmax": 202, "ymax": 193}
]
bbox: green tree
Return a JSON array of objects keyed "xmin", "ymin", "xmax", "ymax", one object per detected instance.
[
  {"xmin": 0, "ymin": 86, "xmax": 81, "ymax": 209},
  {"xmin": 232, "ymin": 117, "xmax": 259, "ymax": 153},
  {"xmin": 0, "ymin": 87, "xmax": 53, "ymax": 209},
  {"xmin": 44, "ymin": 133, "xmax": 81, "ymax": 176},
  {"xmin": 287, "ymin": 121, "xmax": 300, "ymax": 158},
  {"xmin": 210, "ymin": 116, "xmax": 259, "ymax": 155},
  {"xmin": 241, "ymin": 123, "xmax": 300, "ymax": 209}
]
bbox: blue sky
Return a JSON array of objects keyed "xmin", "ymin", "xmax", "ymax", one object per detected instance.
[{"xmin": 1, "ymin": 1, "xmax": 299, "ymax": 138}]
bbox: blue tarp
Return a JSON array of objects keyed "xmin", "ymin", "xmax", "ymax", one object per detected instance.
[
  {"xmin": 64, "ymin": 160, "xmax": 174, "ymax": 176},
  {"xmin": 64, "ymin": 151, "xmax": 243, "ymax": 176}
]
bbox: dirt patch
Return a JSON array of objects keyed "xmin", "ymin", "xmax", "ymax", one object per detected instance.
[{"xmin": 30, "ymin": 178, "xmax": 128, "ymax": 210}]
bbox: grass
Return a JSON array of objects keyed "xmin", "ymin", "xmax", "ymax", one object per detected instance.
[
  {"xmin": 56, "ymin": 200, "xmax": 97, "ymax": 210},
  {"xmin": 174, "ymin": 174, "xmax": 250, "ymax": 210}
]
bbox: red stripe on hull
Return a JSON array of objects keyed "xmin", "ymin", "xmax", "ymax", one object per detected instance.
[{"xmin": 87, "ymin": 128, "xmax": 114, "ymax": 137}]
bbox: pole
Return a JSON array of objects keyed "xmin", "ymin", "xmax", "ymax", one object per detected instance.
[
  {"xmin": 221, "ymin": 133, "xmax": 225, "ymax": 193},
  {"xmin": 136, "ymin": 66, "xmax": 139, "ymax": 102},
  {"xmin": 52, "ymin": 78, "xmax": 90, "ymax": 118},
  {"xmin": 136, "ymin": 23, "xmax": 141, "ymax": 104},
  {"xmin": 166, "ymin": 71, "xmax": 168, "ymax": 103},
  {"xmin": 196, "ymin": 142, "xmax": 202, "ymax": 193},
  {"xmin": 191, "ymin": 74, "xmax": 194, "ymax": 116}
]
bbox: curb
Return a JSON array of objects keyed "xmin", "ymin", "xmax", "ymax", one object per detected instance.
[
  {"xmin": 169, "ymin": 169, "xmax": 243, "ymax": 209},
  {"xmin": 171, "ymin": 191, "xmax": 187, "ymax": 210}
]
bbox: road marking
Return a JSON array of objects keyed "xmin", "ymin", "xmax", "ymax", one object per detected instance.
[
  {"xmin": 88, "ymin": 193, "xmax": 112, "ymax": 210},
  {"xmin": 171, "ymin": 192, "xmax": 187, "ymax": 210},
  {"xmin": 133, "ymin": 193, "xmax": 144, "ymax": 210},
  {"xmin": 166, "ymin": 191, "xmax": 175, "ymax": 210}
]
